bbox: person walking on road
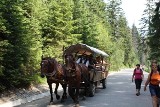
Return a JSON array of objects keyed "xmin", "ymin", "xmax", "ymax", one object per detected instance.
[
  {"xmin": 144, "ymin": 61, "xmax": 160, "ymax": 107},
  {"xmin": 132, "ymin": 64, "xmax": 144, "ymax": 96}
]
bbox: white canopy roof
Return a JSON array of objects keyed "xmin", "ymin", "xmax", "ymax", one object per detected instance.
[{"xmin": 64, "ymin": 43, "xmax": 109, "ymax": 57}]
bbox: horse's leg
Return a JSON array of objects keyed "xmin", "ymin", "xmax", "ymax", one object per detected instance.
[
  {"xmin": 82, "ymin": 83, "xmax": 87, "ymax": 100},
  {"xmin": 68, "ymin": 85, "xmax": 76, "ymax": 102},
  {"xmin": 54, "ymin": 83, "xmax": 60, "ymax": 100},
  {"xmin": 83, "ymin": 74, "xmax": 90, "ymax": 100},
  {"xmin": 61, "ymin": 83, "xmax": 67, "ymax": 102},
  {"xmin": 74, "ymin": 87, "xmax": 80, "ymax": 107},
  {"xmin": 48, "ymin": 83, "xmax": 54, "ymax": 103}
]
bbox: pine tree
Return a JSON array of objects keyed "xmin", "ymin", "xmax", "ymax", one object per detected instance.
[
  {"xmin": 0, "ymin": 0, "xmax": 43, "ymax": 90},
  {"xmin": 148, "ymin": 1, "xmax": 160, "ymax": 60},
  {"xmin": 41, "ymin": 0, "xmax": 74, "ymax": 60}
]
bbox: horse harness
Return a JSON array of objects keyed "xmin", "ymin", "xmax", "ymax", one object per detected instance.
[
  {"xmin": 66, "ymin": 62, "xmax": 85, "ymax": 81},
  {"xmin": 42, "ymin": 59, "xmax": 63, "ymax": 79}
]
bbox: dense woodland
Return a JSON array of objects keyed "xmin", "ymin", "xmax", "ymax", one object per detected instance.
[{"xmin": 0, "ymin": 0, "xmax": 160, "ymax": 92}]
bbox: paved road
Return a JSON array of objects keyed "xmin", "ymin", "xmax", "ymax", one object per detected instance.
[{"xmin": 15, "ymin": 69, "xmax": 152, "ymax": 107}]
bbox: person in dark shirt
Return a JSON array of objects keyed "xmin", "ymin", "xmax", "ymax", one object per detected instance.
[{"xmin": 87, "ymin": 54, "xmax": 96, "ymax": 70}]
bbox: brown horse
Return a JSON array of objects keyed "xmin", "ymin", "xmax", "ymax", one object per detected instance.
[
  {"xmin": 40, "ymin": 57, "xmax": 67, "ymax": 104},
  {"xmin": 64, "ymin": 54, "xmax": 90, "ymax": 107}
]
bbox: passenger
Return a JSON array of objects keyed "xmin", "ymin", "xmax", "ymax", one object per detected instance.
[
  {"xmin": 95, "ymin": 56, "xmax": 108, "ymax": 71},
  {"xmin": 96, "ymin": 56, "xmax": 102, "ymax": 64},
  {"xmin": 95, "ymin": 56, "xmax": 102, "ymax": 71},
  {"xmin": 84, "ymin": 56, "xmax": 89, "ymax": 67},
  {"xmin": 76, "ymin": 54, "xmax": 97, "ymax": 69},
  {"xmin": 76, "ymin": 55, "xmax": 82, "ymax": 63},
  {"xmin": 88, "ymin": 54, "xmax": 96, "ymax": 70},
  {"xmin": 76, "ymin": 54, "xmax": 90, "ymax": 67},
  {"xmin": 76, "ymin": 55, "xmax": 86, "ymax": 64}
]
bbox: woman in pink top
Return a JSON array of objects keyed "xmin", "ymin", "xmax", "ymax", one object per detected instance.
[{"xmin": 132, "ymin": 64, "xmax": 144, "ymax": 96}]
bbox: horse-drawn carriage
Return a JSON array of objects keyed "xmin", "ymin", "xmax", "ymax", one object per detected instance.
[
  {"xmin": 40, "ymin": 43, "xmax": 109, "ymax": 107},
  {"xmin": 64, "ymin": 43, "xmax": 109, "ymax": 97}
]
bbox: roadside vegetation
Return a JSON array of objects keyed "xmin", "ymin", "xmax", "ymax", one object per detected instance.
[{"xmin": 0, "ymin": 0, "xmax": 159, "ymax": 92}]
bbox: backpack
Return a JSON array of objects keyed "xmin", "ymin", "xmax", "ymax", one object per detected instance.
[{"xmin": 134, "ymin": 68, "xmax": 143, "ymax": 74}]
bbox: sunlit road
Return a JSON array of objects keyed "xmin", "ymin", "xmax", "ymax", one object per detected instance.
[{"xmin": 15, "ymin": 69, "xmax": 152, "ymax": 107}]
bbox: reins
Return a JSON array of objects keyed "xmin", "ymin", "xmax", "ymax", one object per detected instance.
[
  {"xmin": 65, "ymin": 57, "xmax": 78, "ymax": 77},
  {"xmin": 42, "ymin": 59, "xmax": 62, "ymax": 77},
  {"xmin": 66, "ymin": 62, "xmax": 76, "ymax": 73}
]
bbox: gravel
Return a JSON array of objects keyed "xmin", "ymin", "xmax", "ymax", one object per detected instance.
[{"xmin": 0, "ymin": 84, "xmax": 49, "ymax": 104}]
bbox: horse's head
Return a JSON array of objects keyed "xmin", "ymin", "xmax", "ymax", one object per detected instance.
[
  {"xmin": 64, "ymin": 54, "xmax": 75, "ymax": 72},
  {"xmin": 40, "ymin": 57, "xmax": 53, "ymax": 78}
]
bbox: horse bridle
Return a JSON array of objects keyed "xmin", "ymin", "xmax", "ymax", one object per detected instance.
[
  {"xmin": 65, "ymin": 62, "xmax": 78, "ymax": 78},
  {"xmin": 67, "ymin": 68, "xmax": 76, "ymax": 73},
  {"xmin": 41, "ymin": 59, "xmax": 57, "ymax": 77},
  {"xmin": 65, "ymin": 59, "xmax": 76, "ymax": 72}
]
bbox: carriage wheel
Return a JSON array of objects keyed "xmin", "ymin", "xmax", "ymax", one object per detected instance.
[
  {"xmin": 88, "ymin": 83, "xmax": 95, "ymax": 97},
  {"xmin": 102, "ymin": 78, "xmax": 106, "ymax": 89}
]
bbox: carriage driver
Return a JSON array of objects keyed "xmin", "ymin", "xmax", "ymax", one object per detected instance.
[
  {"xmin": 76, "ymin": 54, "xmax": 96, "ymax": 69},
  {"xmin": 87, "ymin": 54, "xmax": 97, "ymax": 70},
  {"xmin": 76, "ymin": 55, "xmax": 86, "ymax": 64}
]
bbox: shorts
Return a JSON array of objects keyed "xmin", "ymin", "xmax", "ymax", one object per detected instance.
[{"xmin": 149, "ymin": 84, "xmax": 160, "ymax": 97}]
